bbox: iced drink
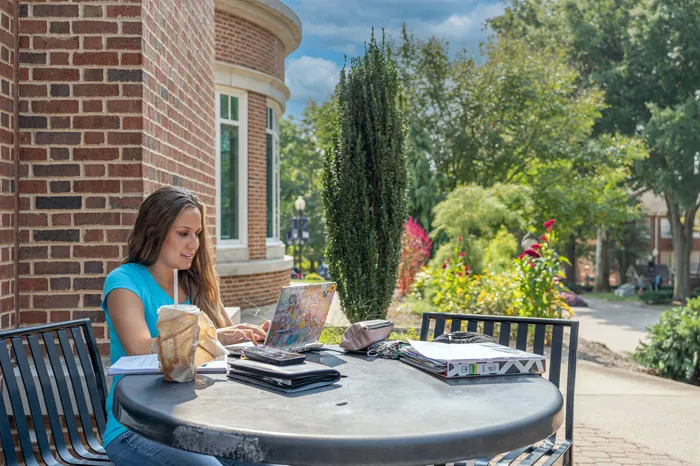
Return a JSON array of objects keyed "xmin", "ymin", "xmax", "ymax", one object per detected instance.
[{"xmin": 155, "ymin": 304, "xmax": 200, "ymax": 382}]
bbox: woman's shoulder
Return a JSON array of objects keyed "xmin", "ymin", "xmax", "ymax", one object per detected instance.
[{"xmin": 105, "ymin": 263, "xmax": 147, "ymax": 288}]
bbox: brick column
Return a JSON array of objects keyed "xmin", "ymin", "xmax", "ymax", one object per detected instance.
[{"xmin": 0, "ymin": 0, "xmax": 17, "ymax": 330}]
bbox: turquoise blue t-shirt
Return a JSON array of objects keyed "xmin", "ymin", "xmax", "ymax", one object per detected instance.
[{"xmin": 101, "ymin": 262, "xmax": 190, "ymax": 447}]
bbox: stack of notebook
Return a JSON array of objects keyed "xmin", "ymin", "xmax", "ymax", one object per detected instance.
[
  {"xmin": 227, "ymin": 357, "xmax": 341, "ymax": 393},
  {"xmin": 400, "ymin": 340, "xmax": 546, "ymax": 378}
]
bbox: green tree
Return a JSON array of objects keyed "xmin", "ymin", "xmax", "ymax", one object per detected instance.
[
  {"xmin": 322, "ymin": 31, "xmax": 407, "ymax": 322},
  {"xmin": 279, "ymin": 115, "xmax": 325, "ymax": 270},
  {"xmin": 396, "ymin": 25, "xmax": 604, "ymax": 232},
  {"xmin": 491, "ymin": 0, "xmax": 700, "ymax": 299},
  {"xmin": 431, "ymin": 184, "xmax": 531, "ymax": 272}
]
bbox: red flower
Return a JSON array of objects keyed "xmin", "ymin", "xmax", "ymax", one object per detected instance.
[
  {"xmin": 525, "ymin": 249, "xmax": 541, "ymax": 258},
  {"xmin": 540, "ymin": 234, "xmax": 548, "ymax": 242},
  {"xmin": 457, "ymin": 236, "xmax": 463, "ymax": 243},
  {"xmin": 543, "ymin": 219, "xmax": 555, "ymax": 231},
  {"xmin": 518, "ymin": 252, "xmax": 527, "ymax": 260},
  {"xmin": 457, "ymin": 272, "xmax": 463, "ymax": 277},
  {"xmin": 528, "ymin": 261, "xmax": 535, "ymax": 267},
  {"xmin": 530, "ymin": 243, "xmax": 542, "ymax": 250},
  {"xmin": 459, "ymin": 251, "xmax": 466, "ymax": 258},
  {"xmin": 464, "ymin": 265, "xmax": 471, "ymax": 275},
  {"xmin": 442, "ymin": 262, "xmax": 447, "ymax": 270}
]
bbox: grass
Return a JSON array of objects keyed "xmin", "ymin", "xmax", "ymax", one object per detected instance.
[
  {"xmin": 583, "ymin": 292, "xmax": 641, "ymax": 302},
  {"xmin": 319, "ymin": 326, "xmax": 421, "ymax": 345}
]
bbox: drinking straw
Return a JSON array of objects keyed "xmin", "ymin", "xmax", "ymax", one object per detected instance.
[{"xmin": 174, "ymin": 268, "xmax": 178, "ymax": 309}]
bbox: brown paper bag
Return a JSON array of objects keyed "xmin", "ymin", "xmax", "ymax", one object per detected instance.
[
  {"xmin": 155, "ymin": 305, "xmax": 200, "ymax": 382},
  {"xmin": 194, "ymin": 312, "xmax": 227, "ymax": 368}
]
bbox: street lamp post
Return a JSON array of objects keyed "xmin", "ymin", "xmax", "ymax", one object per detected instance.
[{"xmin": 295, "ymin": 196, "xmax": 306, "ymax": 279}]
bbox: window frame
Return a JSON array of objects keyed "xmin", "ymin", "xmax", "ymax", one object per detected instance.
[
  {"xmin": 266, "ymin": 100, "xmax": 282, "ymax": 243},
  {"xmin": 216, "ymin": 87, "xmax": 248, "ymax": 247}
]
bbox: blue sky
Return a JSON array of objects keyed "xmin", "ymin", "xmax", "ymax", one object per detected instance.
[{"xmin": 282, "ymin": 0, "xmax": 505, "ymax": 118}]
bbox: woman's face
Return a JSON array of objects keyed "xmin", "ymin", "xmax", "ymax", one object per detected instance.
[{"xmin": 159, "ymin": 206, "xmax": 202, "ymax": 270}]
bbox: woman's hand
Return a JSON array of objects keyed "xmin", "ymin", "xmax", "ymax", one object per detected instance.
[{"xmin": 216, "ymin": 320, "xmax": 271, "ymax": 346}]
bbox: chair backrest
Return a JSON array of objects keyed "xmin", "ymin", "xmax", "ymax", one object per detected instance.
[
  {"xmin": 0, "ymin": 318, "xmax": 110, "ymax": 465},
  {"xmin": 420, "ymin": 313, "xmax": 578, "ymax": 442}
]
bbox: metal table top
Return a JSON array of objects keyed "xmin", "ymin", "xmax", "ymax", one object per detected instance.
[{"xmin": 113, "ymin": 348, "xmax": 563, "ymax": 465}]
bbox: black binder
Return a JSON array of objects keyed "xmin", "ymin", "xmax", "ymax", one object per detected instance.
[{"xmin": 227, "ymin": 357, "xmax": 341, "ymax": 393}]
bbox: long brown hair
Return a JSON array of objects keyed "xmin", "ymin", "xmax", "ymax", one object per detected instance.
[{"xmin": 125, "ymin": 186, "xmax": 227, "ymax": 328}]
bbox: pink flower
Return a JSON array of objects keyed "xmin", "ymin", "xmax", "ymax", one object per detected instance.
[
  {"xmin": 525, "ymin": 249, "xmax": 541, "ymax": 258},
  {"xmin": 459, "ymin": 251, "xmax": 466, "ymax": 258},
  {"xmin": 530, "ymin": 243, "xmax": 542, "ymax": 250},
  {"xmin": 543, "ymin": 219, "xmax": 555, "ymax": 231}
]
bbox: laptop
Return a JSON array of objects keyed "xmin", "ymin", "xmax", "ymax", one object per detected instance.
[{"xmin": 227, "ymin": 282, "xmax": 336, "ymax": 354}]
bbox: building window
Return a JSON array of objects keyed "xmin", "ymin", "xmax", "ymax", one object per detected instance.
[
  {"xmin": 266, "ymin": 106, "xmax": 280, "ymax": 239},
  {"xmin": 216, "ymin": 90, "xmax": 247, "ymax": 244}
]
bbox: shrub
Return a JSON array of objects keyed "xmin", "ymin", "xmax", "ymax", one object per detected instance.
[
  {"xmin": 633, "ymin": 298, "xmax": 700, "ymax": 384},
  {"xmin": 415, "ymin": 239, "xmax": 516, "ymax": 316},
  {"xmin": 512, "ymin": 219, "xmax": 572, "ymax": 319},
  {"xmin": 322, "ymin": 32, "xmax": 406, "ymax": 322},
  {"xmin": 639, "ymin": 290, "xmax": 673, "ymax": 304},
  {"xmin": 397, "ymin": 217, "xmax": 432, "ymax": 296},
  {"xmin": 304, "ymin": 273, "xmax": 325, "ymax": 282}
]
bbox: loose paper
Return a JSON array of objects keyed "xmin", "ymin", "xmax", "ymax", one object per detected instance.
[
  {"xmin": 107, "ymin": 354, "xmax": 227, "ymax": 376},
  {"xmin": 408, "ymin": 340, "xmax": 542, "ymax": 363}
]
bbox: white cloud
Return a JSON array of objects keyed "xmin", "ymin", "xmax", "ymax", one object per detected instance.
[
  {"xmin": 295, "ymin": 0, "xmax": 504, "ymax": 56},
  {"xmin": 286, "ymin": 56, "xmax": 341, "ymax": 104}
]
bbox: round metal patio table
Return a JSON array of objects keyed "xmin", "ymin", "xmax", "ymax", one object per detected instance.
[{"xmin": 112, "ymin": 348, "xmax": 563, "ymax": 466}]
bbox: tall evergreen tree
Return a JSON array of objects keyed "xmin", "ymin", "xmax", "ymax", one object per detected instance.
[{"xmin": 322, "ymin": 31, "xmax": 407, "ymax": 322}]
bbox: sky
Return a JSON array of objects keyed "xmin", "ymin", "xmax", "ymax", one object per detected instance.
[{"xmin": 282, "ymin": 0, "xmax": 505, "ymax": 118}]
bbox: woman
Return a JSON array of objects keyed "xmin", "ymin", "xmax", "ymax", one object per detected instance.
[{"xmin": 102, "ymin": 186, "xmax": 270, "ymax": 465}]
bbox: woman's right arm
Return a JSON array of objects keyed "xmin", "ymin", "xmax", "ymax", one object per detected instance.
[{"xmin": 106, "ymin": 289, "xmax": 156, "ymax": 356}]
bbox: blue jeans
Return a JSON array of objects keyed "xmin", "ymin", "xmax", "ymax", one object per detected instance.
[{"xmin": 105, "ymin": 430, "xmax": 262, "ymax": 466}]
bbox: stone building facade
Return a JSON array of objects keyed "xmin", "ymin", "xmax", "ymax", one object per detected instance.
[{"xmin": 0, "ymin": 0, "xmax": 300, "ymax": 354}]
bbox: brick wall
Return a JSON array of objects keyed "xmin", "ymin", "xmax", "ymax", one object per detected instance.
[
  {"xmin": 141, "ymin": 0, "xmax": 216, "ymax": 229},
  {"xmin": 16, "ymin": 1, "xmax": 146, "ymax": 349},
  {"xmin": 214, "ymin": 7, "xmax": 291, "ymax": 307},
  {"xmin": 247, "ymin": 91, "xmax": 267, "ymax": 261},
  {"xmin": 214, "ymin": 10, "xmax": 285, "ymax": 82},
  {"xmin": 220, "ymin": 268, "xmax": 289, "ymax": 308},
  {"xmin": 0, "ymin": 0, "xmax": 16, "ymax": 331}
]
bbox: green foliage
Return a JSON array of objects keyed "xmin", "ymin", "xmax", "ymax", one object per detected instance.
[
  {"xmin": 396, "ymin": 25, "xmax": 604, "ymax": 231},
  {"xmin": 319, "ymin": 327, "xmax": 420, "ymax": 345},
  {"xmin": 638, "ymin": 290, "xmax": 674, "ymax": 305},
  {"xmin": 323, "ymin": 31, "xmax": 407, "ymax": 323},
  {"xmin": 633, "ymin": 298, "xmax": 700, "ymax": 384},
  {"xmin": 484, "ymin": 227, "xmax": 519, "ymax": 273},
  {"xmin": 491, "ymin": 0, "xmax": 700, "ymax": 300},
  {"xmin": 513, "ymin": 220, "xmax": 572, "ymax": 319},
  {"xmin": 430, "ymin": 184, "xmax": 531, "ymax": 272},
  {"xmin": 304, "ymin": 273, "xmax": 325, "ymax": 282},
  {"xmin": 280, "ymin": 113, "xmax": 327, "ymax": 267}
]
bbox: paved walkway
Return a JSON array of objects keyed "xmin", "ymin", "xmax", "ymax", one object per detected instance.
[{"xmin": 572, "ymin": 297, "xmax": 666, "ymax": 354}]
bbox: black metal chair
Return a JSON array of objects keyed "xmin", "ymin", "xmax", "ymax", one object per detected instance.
[
  {"xmin": 0, "ymin": 318, "xmax": 113, "ymax": 465},
  {"xmin": 419, "ymin": 312, "xmax": 578, "ymax": 466}
]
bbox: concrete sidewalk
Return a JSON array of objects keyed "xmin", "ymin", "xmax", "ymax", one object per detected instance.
[
  {"xmin": 572, "ymin": 297, "xmax": 666, "ymax": 355},
  {"xmin": 571, "ymin": 360, "xmax": 699, "ymax": 464}
]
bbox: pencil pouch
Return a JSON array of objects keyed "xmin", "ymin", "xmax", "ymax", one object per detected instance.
[{"xmin": 340, "ymin": 320, "xmax": 394, "ymax": 352}]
